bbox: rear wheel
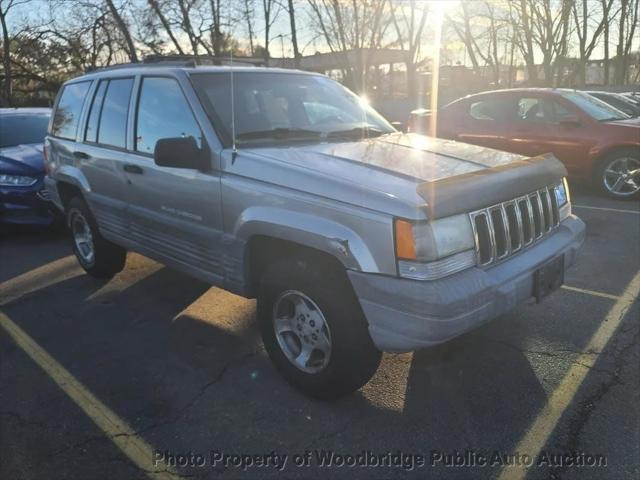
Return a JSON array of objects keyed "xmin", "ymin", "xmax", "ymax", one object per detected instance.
[
  {"xmin": 596, "ymin": 149, "xmax": 640, "ymax": 199},
  {"xmin": 66, "ymin": 197, "xmax": 126, "ymax": 278},
  {"xmin": 258, "ymin": 256, "xmax": 381, "ymax": 400}
]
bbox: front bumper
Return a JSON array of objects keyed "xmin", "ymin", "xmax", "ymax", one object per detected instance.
[
  {"xmin": 348, "ymin": 215, "xmax": 585, "ymax": 352},
  {"xmin": 0, "ymin": 177, "xmax": 57, "ymax": 226}
]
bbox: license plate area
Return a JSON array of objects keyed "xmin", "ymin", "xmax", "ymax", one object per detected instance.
[{"xmin": 534, "ymin": 255, "xmax": 564, "ymax": 303}]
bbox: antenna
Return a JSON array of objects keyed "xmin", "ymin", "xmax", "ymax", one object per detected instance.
[{"xmin": 229, "ymin": 3, "xmax": 237, "ymax": 162}]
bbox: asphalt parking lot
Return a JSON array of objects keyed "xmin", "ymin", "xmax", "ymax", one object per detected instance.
[{"xmin": 1, "ymin": 185, "xmax": 638, "ymax": 480}]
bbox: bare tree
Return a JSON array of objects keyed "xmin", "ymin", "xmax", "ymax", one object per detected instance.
[
  {"xmin": 0, "ymin": 0, "xmax": 29, "ymax": 104},
  {"xmin": 105, "ymin": 0, "xmax": 138, "ymax": 62},
  {"xmin": 615, "ymin": 0, "xmax": 639, "ymax": 84},
  {"xmin": 391, "ymin": 0, "xmax": 428, "ymax": 97},
  {"xmin": 572, "ymin": 0, "xmax": 614, "ymax": 87},
  {"xmin": 287, "ymin": 0, "xmax": 300, "ymax": 66},
  {"xmin": 146, "ymin": 0, "xmax": 184, "ymax": 54},
  {"xmin": 261, "ymin": 0, "xmax": 282, "ymax": 62},
  {"xmin": 307, "ymin": 0, "xmax": 391, "ymax": 92}
]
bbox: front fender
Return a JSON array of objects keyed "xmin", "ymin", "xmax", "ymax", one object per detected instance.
[{"xmin": 234, "ymin": 206, "xmax": 380, "ymax": 272}]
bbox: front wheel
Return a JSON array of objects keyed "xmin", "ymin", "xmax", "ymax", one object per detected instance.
[
  {"xmin": 67, "ymin": 196, "xmax": 127, "ymax": 278},
  {"xmin": 258, "ymin": 257, "xmax": 381, "ymax": 400},
  {"xmin": 596, "ymin": 150, "xmax": 640, "ymax": 199}
]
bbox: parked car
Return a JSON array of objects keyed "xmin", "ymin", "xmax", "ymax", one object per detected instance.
[
  {"xmin": 0, "ymin": 108, "xmax": 56, "ymax": 226},
  {"xmin": 45, "ymin": 64, "xmax": 584, "ymax": 399},
  {"xmin": 586, "ymin": 91, "xmax": 640, "ymax": 117},
  {"xmin": 408, "ymin": 88, "xmax": 640, "ymax": 199}
]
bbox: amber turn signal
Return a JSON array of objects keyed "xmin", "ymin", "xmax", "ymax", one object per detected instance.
[{"xmin": 394, "ymin": 219, "xmax": 417, "ymax": 260}]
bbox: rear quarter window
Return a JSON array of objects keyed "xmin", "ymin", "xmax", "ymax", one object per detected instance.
[{"xmin": 51, "ymin": 81, "xmax": 92, "ymax": 140}]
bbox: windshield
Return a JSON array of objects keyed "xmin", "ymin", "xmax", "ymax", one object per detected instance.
[
  {"xmin": 190, "ymin": 72, "xmax": 394, "ymax": 145},
  {"xmin": 0, "ymin": 114, "xmax": 50, "ymax": 148},
  {"xmin": 561, "ymin": 91, "xmax": 629, "ymax": 121}
]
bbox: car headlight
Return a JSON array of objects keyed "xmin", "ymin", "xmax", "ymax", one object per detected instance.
[
  {"xmin": 0, "ymin": 174, "xmax": 38, "ymax": 186},
  {"xmin": 555, "ymin": 178, "xmax": 571, "ymax": 221},
  {"xmin": 394, "ymin": 214, "xmax": 477, "ymax": 280}
]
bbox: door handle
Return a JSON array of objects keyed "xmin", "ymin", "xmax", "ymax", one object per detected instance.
[
  {"xmin": 123, "ymin": 164, "xmax": 144, "ymax": 174},
  {"xmin": 73, "ymin": 151, "xmax": 90, "ymax": 159}
]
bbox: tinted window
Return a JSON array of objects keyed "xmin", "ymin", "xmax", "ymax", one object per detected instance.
[
  {"xmin": 97, "ymin": 78, "xmax": 133, "ymax": 148},
  {"xmin": 0, "ymin": 114, "xmax": 50, "ymax": 148},
  {"xmin": 85, "ymin": 80, "xmax": 108, "ymax": 143},
  {"xmin": 135, "ymin": 77, "xmax": 202, "ymax": 154},
  {"xmin": 469, "ymin": 97, "xmax": 515, "ymax": 121},
  {"xmin": 548, "ymin": 100, "xmax": 572, "ymax": 122},
  {"xmin": 52, "ymin": 82, "xmax": 91, "ymax": 139},
  {"xmin": 517, "ymin": 97, "xmax": 545, "ymax": 122}
]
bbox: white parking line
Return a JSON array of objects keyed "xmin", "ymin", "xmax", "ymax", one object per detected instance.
[
  {"xmin": 497, "ymin": 270, "xmax": 640, "ymax": 480},
  {"xmin": 0, "ymin": 311, "xmax": 177, "ymax": 479},
  {"xmin": 573, "ymin": 204, "xmax": 640, "ymax": 215},
  {"xmin": 561, "ymin": 285, "xmax": 620, "ymax": 301}
]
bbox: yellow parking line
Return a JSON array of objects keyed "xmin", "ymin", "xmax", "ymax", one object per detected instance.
[
  {"xmin": 561, "ymin": 285, "xmax": 620, "ymax": 301},
  {"xmin": 573, "ymin": 204, "xmax": 640, "ymax": 215},
  {"xmin": 0, "ymin": 311, "xmax": 177, "ymax": 479},
  {"xmin": 498, "ymin": 270, "xmax": 640, "ymax": 480}
]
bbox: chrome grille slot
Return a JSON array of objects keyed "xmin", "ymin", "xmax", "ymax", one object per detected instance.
[
  {"xmin": 490, "ymin": 206, "xmax": 509, "ymax": 259},
  {"xmin": 504, "ymin": 202, "xmax": 522, "ymax": 252},
  {"xmin": 518, "ymin": 198, "xmax": 533, "ymax": 245},
  {"xmin": 470, "ymin": 184, "xmax": 562, "ymax": 267},
  {"xmin": 549, "ymin": 187, "xmax": 560, "ymax": 227},
  {"xmin": 540, "ymin": 188, "xmax": 553, "ymax": 232},
  {"xmin": 529, "ymin": 192, "xmax": 543, "ymax": 238},
  {"xmin": 471, "ymin": 212, "xmax": 494, "ymax": 265}
]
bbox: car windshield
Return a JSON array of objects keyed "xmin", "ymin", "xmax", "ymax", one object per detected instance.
[
  {"xmin": 561, "ymin": 91, "xmax": 629, "ymax": 121},
  {"xmin": 190, "ymin": 72, "xmax": 394, "ymax": 145},
  {"xmin": 0, "ymin": 114, "xmax": 50, "ymax": 148}
]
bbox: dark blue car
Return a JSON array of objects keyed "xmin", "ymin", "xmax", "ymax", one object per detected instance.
[{"xmin": 0, "ymin": 108, "xmax": 56, "ymax": 226}]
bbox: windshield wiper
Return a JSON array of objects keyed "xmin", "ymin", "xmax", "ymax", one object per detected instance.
[
  {"xmin": 326, "ymin": 126, "xmax": 388, "ymax": 140},
  {"xmin": 236, "ymin": 128, "xmax": 322, "ymax": 141}
]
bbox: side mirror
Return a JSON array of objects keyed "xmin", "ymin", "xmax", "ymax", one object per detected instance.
[
  {"xmin": 390, "ymin": 121, "xmax": 405, "ymax": 132},
  {"xmin": 558, "ymin": 114, "xmax": 580, "ymax": 126},
  {"xmin": 154, "ymin": 136, "xmax": 209, "ymax": 170}
]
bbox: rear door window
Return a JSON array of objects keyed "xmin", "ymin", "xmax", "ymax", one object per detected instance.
[
  {"xmin": 516, "ymin": 97, "xmax": 546, "ymax": 122},
  {"xmin": 468, "ymin": 97, "xmax": 515, "ymax": 122},
  {"xmin": 84, "ymin": 80, "xmax": 108, "ymax": 143},
  {"xmin": 97, "ymin": 78, "xmax": 134, "ymax": 149},
  {"xmin": 51, "ymin": 81, "xmax": 91, "ymax": 140}
]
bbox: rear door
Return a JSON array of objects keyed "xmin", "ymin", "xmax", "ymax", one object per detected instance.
[
  {"xmin": 77, "ymin": 77, "xmax": 136, "ymax": 236},
  {"xmin": 505, "ymin": 94, "xmax": 556, "ymax": 157},
  {"xmin": 124, "ymin": 75, "xmax": 224, "ymax": 280},
  {"xmin": 454, "ymin": 94, "xmax": 516, "ymax": 151}
]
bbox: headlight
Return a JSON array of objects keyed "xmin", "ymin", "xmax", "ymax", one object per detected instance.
[
  {"xmin": 0, "ymin": 174, "xmax": 38, "ymax": 186},
  {"xmin": 394, "ymin": 214, "xmax": 476, "ymax": 280},
  {"xmin": 555, "ymin": 178, "xmax": 571, "ymax": 221}
]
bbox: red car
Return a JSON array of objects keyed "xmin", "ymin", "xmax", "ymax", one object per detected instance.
[{"xmin": 408, "ymin": 88, "xmax": 640, "ymax": 199}]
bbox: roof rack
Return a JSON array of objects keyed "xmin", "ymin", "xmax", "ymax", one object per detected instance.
[{"xmin": 85, "ymin": 54, "xmax": 261, "ymax": 73}]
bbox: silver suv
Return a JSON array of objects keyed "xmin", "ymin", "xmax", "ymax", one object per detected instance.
[{"xmin": 45, "ymin": 63, "xmax": 585, "ymax": 399}]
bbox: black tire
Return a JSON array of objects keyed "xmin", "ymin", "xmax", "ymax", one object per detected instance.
[
  {"xmin": 595, "ymin": 148, "xmax": 640, "ymax": 200},
  {"xmin": 258, "ymin": 256, "xmax": 382, "ymax": 400},
  {"xmin": 66, "ymin": 196, "xmax": 126, "ymax": 278}
]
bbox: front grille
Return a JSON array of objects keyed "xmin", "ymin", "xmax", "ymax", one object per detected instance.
[{"xmin": 470, "ymin": 186, "xmax": 560, "ymax": 266}]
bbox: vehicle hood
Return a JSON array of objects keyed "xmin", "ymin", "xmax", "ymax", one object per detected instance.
[
  {"xmin": 231, "ymin": 133, "xmax": 537, "ymax": 220},
  {"xmin": 252, "ymin": 132, "xmax": 525, "ymax": 183},
  {"xmin": 0, "ymin": 143, "xmax": 45, "ymax": 176}
]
